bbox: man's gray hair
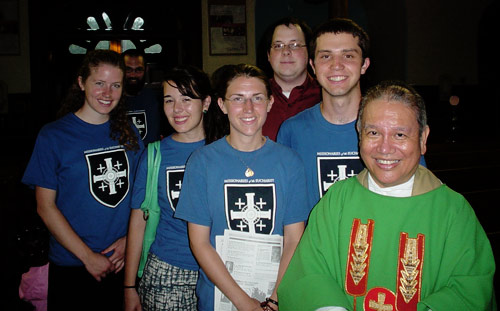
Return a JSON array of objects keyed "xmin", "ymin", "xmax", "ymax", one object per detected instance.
[{"xmin": 357, "ymin": 80, "xmax": 427, "ymax": 137}]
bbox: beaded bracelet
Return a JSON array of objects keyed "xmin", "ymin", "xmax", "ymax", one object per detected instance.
[
  {"xmin": 260, "ymin": 298, "xmax": 278, "ymax": 311},
  {"xmin": 266, "ymin": 298, "xmax": 279, "ymax": 307}
]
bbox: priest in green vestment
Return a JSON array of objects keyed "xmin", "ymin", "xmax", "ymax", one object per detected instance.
[{"xmin": 278, "ymin": 81, "xmax": 496, "ymax": 311}]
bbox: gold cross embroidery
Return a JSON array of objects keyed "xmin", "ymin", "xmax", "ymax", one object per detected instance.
[{"xmin": 368, "ymin": 292, "xmax": 394, "ymax": 311}]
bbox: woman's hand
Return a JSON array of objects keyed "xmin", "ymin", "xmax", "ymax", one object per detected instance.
[
  {"xmin": 83, "ymin": 251, "xmax": 114, "ymax": 281},
  {"xmin": 124, "ymin": 288, "xmax": 143, "ymax": 311},
  {"xmin": 236, "ymin": 297, "xmax": 262, "ymax": 311},
  {"xmin": 102, "ymin": 236, "xmax": 127, "ymax": 273},
  {"xmin": 35, "ymin": 186, "xmax": 114, "ymax": 281}
]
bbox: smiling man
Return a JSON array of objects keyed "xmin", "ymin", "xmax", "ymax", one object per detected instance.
[
  {"xmin": 262, "ymin": 17, "xmax": 321, "ymax": 141},
  {"xmin": 277, "ymin": 18, "xmax": 370, "ymax": 208},
  {"xmin": 278, "ymin": 81, "xmax": 496, "ymax": 311}
]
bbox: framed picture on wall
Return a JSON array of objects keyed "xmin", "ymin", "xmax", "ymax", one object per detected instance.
[
  {"xmin": 0, "ymin": 0, "xmax": 20, "ymax": 55},
  {"xmin": 208, "ymin": 0, "xmax": 247, "ymax": 55}
]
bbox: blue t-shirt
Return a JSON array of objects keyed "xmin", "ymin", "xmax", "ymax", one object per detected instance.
[
  {"xmin": 278, "ymin": 104, "xmax": 364, "ymax": 209},
  {"xmin": 174, "ymin": 137, "xmax": 309, "ymax": 311},
  {"xmin": 126, "ymin": 86, "xmax": 163, "ymax": 145},
  {"xmin": 131, "ymin": 135, "xmax": 204, "ymax": 271},
  {"xmin": 22, "ymin": 113, "xmax": 143, "ymax": 266}
]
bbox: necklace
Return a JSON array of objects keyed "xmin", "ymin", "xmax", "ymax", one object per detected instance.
[
  {"xmin": 241, "ymin": 159, "xmax": 255, "ymax": 177},
  {"xmin": 226, "ymin": 136, "xmax": 265, "ymax": 178}
]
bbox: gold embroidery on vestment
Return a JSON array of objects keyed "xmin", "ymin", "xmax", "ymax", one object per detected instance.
[
  {"xmin": 350, "ymin": 223, "xmax": 369, "ymax": 285},
  {"xmin": 345, "ymin": 218, "xmax": 375, "ymax": 306},
  {"xmin": 396, "ymin": 233, "xmax": 425, "ymax": 310},
  {"xmin": 364, "ymin": 287, "xmax": 396, "ymax": 311},
  {"xmin": 399, "ymin": 238, "xmax": 420, "ymax": 303},
  {"xmin": 368, "ymin": 292, "xmax": 394, "ymax": 311}
]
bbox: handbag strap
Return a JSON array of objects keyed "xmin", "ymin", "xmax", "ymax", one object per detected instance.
[{"xmin": 140, "ymin": 141, "xmax": 161, "ymax": 219}]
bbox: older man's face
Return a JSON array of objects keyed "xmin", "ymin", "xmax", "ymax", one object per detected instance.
[{"xmin": 359, "ymin": 99, "xmax": 429, "ymax": 188}]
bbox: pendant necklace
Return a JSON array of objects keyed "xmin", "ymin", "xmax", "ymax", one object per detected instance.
[
  {"xmin": 241, "ymin": 159, "xmax": 255, "ymax": 177},
  {"xmin": 227, "ymin": 136, "xmax": 265, "ymax": 178},
  {"xmin": 245, "ymin": 168, "xmax": 254, "ymax": 177}
]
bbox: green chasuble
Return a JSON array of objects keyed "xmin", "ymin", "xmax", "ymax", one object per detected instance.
[{"xmin": 278, "ymin": 167, "xmax": 495, "ymax": 311}]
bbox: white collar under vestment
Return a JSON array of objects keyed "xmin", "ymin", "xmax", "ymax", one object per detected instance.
[{"xmin": 367, "ymin": 173, "xmax": 415, "ymax": 197}]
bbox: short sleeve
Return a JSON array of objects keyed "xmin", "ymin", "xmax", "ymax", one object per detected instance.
[
  {"xmin": 174, "ymin": 150, "xmax": 211, "ymax": 226},
  {"xmin": 276, "ymin": 120, "xmax": 292, "ymax": 148},
  {"xmin": 130, "ymin": 148, "xmax": 149, "ymax": 210},
  {"xmin": 282, "ymin": 153, "xmax": 310, "ymax": 225},
  {"xmin": 22, "ymin": 128, "xmax": 60, "ymax": 190}
]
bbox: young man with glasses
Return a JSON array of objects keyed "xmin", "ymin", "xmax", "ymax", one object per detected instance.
[
  {"xmin": 122, "ymin": 49, "xmax": 164, "ymax": 145},
  {"xmin": 262, "ymin": 17, "xmax": 321, "ymax": 141}
]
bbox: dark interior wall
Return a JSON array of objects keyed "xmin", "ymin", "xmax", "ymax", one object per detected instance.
[
  {"xmin": 27, "ymin": 0, "xmax": 202, "ymax": 128},
  {"xmin": 361, "ymin": 0, "xmax": 407, "ymax": 87}
]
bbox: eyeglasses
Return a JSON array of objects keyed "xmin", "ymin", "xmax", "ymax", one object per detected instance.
[
  {"xmin": 225, "ymin": 95, "xmax": 268, "ymax": 105},
  {"xmin": 271, "ymin": 42, "xmax": 306, "ymax": 51},
  {"xmin": 125, "ymin": 67, "xmax": 145, "ymax": 73}
]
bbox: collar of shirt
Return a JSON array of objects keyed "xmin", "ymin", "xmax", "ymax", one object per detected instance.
[
  {"xmin": 367, "ymin": 173, "xmax": 415, "ymax": 197},
  {"xmin": 270, "ymin": 73, "xmax": 317, "ymax": 96}
]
